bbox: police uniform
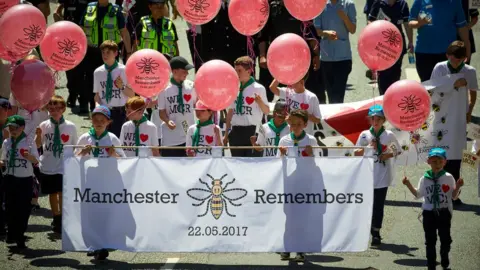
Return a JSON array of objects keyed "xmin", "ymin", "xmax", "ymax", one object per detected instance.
[
  {"xmin": 77, "ymin": 1, "xmax": 126, "ymax": 114},
  {"xmin": 459, "ymin": 0, "xmax": 478, "ymax": 64}
]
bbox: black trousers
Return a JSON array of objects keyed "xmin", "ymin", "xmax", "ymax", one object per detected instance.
[
  {"xmin": 415, "ymin": 53, "xmax": 447, "ymax": 82},
  {"xmin": 229, "ymin": 125, "xmax": 257, "ymax": 157},
  {"xmin": 5, "ymin": 175, "xmax": 33, "ymax": 243},
  {"xmin": 321, "ymin": 60, "xmax": 352, "ymax": 104},
  {"xmin": 378, "ymin": 55, "xmax": 404, "ymax": 95},
  {"xmin": 0, "ymin": 172, "xmax": 5, "ymax": 232},
  {"xmin": 65, "ymin": 63, "xmax": 85, "ymax": 106},
  {"xmin": 108, "ymin": 107, "xmax": 127, "ymax": 138},
  {"xmin": 78, "ymin": 46, "xmax": 104, "ymax": 110},
  {"xmin": 161, "ymin": 143, "xmax": 187, "ymax": 157},
  {"xmin": 423, "ymin": 209, "xmax": 452, "ymax": 269},
  {"xmin": 372, "ymin": 187, "xmax": 388, "ymax": 229}
]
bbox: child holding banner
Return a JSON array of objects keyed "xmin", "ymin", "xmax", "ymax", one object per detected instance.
[
  {"xmin": 186, "ymin": 100, "xmax": 222, "ymax": 157},
  {"xmin": 402, "ymin": 148, "xmax": 463, "ymax": 270},
  {"xmin": 35, "ymin": 95, "xmax": 78, "ymax": 234},
  {"xmin": 354, "ymin": 104, "xmax": 401, "ymax": 246},
  {"xmin": 251, "ymin": 101, "xmax": 290, "ymax": 157},
  {"xmin": 1, "ymin": 115, "xmax": 39, "ymax": 249},
  {"xmin": 120, "ymin": 97, "xmax": 160, "ymax": 157},
  {"xmin": 278, "ymin": 109, "xmax": 320, "ymax": 158}
]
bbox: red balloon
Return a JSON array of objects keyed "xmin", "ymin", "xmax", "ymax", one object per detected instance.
[
  {"xmin": 383, "ymin": 80, "xmax": 431, "ymax": 131},
  {"xmin": 358, "ymin": 20, "xmax": 403, "ymax": 71},
  {"xmin": 40, "ymin": 21, "xmax": 87, "ymax": 71},
  {"xmin": 0, "ymin": 41, "xmax": 29, "ymax": 62},
  {"xmin": 0, "ymin": 4, "xmax": 46, "ymax": 54},
  {"xmin": 228, "ymin": 0, "xmax": 269, "ymax": 36},
  {"xmin": 0, "ymin": 0, "xmax": 18, "ymax": 16},
  {"xmin": 267, "ymin": 33, "xmax": 311, "ymax": 85},
  {"xmin": 284, "ymin": 0, "xmax": 326, "ymax": 21},
  {"xmin": 195, "ymin": 60, "xmax": 240, "ymax": 111},
  {"xmin": 176, "ymin": 0, "xmax": 221, "ymax": 25},
  {"xmin": 11, "ymin": 59, "xmax": 55, "ymax": 112},
  {"xmin": 125, "ymin": 49, "xmax": 171, "ymax": 98}
]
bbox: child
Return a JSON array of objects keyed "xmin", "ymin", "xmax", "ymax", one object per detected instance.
[
  {"xmin": 186, "ymin": 100, "xmax": 222, "ymax": 157},
  {"xmin": 251, "ymin": 101, "xmax": 290, "ymax": 157},
  {"xmin": 76, "ymin": 105, "xmax": 125, "ymax": 260},
  {"xmin": 402, "ymin": 148, "xmax": 463, "ymax": 270},
  {"xmin": 354, "ymin": 104, "xmax": 401, "ymax": 246},
  {"xmin": 1, "ymin": 115, "xmax": 39, "ymax": 248},
  {"xmin": 120, "ymin": 96, "xmax": 160, "ymax": 157},
  {"xmin": 269, "ymin": 73, "xmax": 321, "ymax": 136},
  {"xmin": 0, "ymin": 98, "xmax": 11, "ymax": 237},
  {"xmin": 158, "ymin": 56, "xmax": 197, "ymax": 157},
  {"xmin": 93, "ymin": 40, "xmax": 135, "ymax": 138},
  {"xmin": 430, "ymin": 41, "xmax": 478, "ymax": 205},
  {"xmin": 35, "ymin": 95, "xmax": 78, "ymax": 234},
  {"xmin": 278, "ymin": 109, "xmax": 320, "ymax": 159}
]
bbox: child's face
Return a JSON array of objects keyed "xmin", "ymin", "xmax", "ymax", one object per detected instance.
[
  {"xmin": 8, "ymin": 125, "xmax": 24, "ymax": 137},
  {"xmin": 195, "ymin": 109, "xmax": 212, "ymax": 122},
  {"xmin": 48, "ymin": 103, "xmax": 66, "ymax": 119},
  {"xmin": 289, "ymin": 116, "xmax": 307, "ymax": 135},
  {"xmin": 234, "ymin": 65, "xmax": 251, "ymax": 80},
  {"xmin": 172, "ymin": 69, "xmax": 188, "ymax": 81},
  {"xmin": 126, "ymin": 107, "xmax": 143, "ymax": 121},
  {"xmin": 91, "ymin": 114, "xmax": 111, "ymax": 132},
  {"xmin": 102, "ymin": 49, "xmax": 118, "ymax": 63},
  {"xmin": 0, "ymin": 108, "xmax": 8, "ymax": 120},
  {"xmin": 427, "ymin": 156, "xmax": 446, "ymax": 171},
  {"xmin": 447, "ymin": 54, "xmax": 465, "ymax": 67},
  {"xmin": 370, "ymin": 116, "xmax": 385, "ymax": 129}
]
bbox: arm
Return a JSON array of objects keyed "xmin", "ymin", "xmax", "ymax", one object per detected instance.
[
  {"xmin": 120, "ymin": 28, "xmax": 133, "ymax": 55},
  {"xmin": 255, "ymin": 91, "xmax": 270, "ymax": 115},
  {"xmin": 35, "ymin": 127, "xmax": 42, "ymax": 149},
  {"xmin": 159, "ymin": 109, "xmax": 170, "ymax": 123},
  {"xmin": 469, "ymin": 90, "xmax": 477, "ymax": 116},
  {"xmin": 408, "ymin": 0, "xmax": 429, "ymax": 29},
  {"xmin": 402, "ymin": 178, "xmax": 419, "ymax": 197},
  {"xmin": 308, "ymin": 96, "xmax": 321, "ymax": 124},
  {"xmin": 172, "ymin": 23, "xmax": 180, "ymax": 56},
  {"xmin": 452, "ymin": 178, "xmax": 464, "ymax": 200},
  {"xmin": 269, "ymin": 78, "xmax": 281, "ymax": 96},
  {"xmin": 94, "ymin": 93, "xmax": 102, "ymax": 105},
  {"xmin": 402, "ymin": 2, "xmax": 413, "ymax": 48},
  {"xmin": 340, "ymin": 3, "xmax": 357, "ymax": 34},
  {"xmin": 225, "ymin": 108, "xmax": 234, "ymax": 132}
]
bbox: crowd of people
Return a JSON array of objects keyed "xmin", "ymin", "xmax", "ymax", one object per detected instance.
[{"xmin": 0, "ymin": 1, "xmax": 478, "ymax": 269}]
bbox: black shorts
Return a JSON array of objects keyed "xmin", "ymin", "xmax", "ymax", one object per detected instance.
[{"xmin": 38, "ymin": 173, "xmax": 63, "ymax": 194}]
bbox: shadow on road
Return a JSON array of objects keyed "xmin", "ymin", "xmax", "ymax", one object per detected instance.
[
  {"xmin": 30, "ymin": 207, "xmax": 52, "ymax": 219},
  {"xmin": 385, "ymin": 200, "xmax": 480, "ymax": 215},
  {"xmin": 307, "ymin": 254, "xmax": 344, "ymax": 263},
  {"xmin": 8, "ymin": 247, "xmax": 65, "ymax": 259},
  {"xmin": 27, "ymin": 224, "xmax": 51, "ymax": 233},
  {"xmin": 393, "ymin": 258, "xmax": 428, "ymax": 267},
  {"xmin": 372, "ymin": 243, "xmax": 418, "ymax": 257}
]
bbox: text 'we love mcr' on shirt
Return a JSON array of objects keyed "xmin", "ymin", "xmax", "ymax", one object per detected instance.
[
  {"xmin": 38, "ymin": 119, "xmax": 78, "ymax": 175},
  {"xmin": 75, "ymin": 132, "xmax": 126, "ymax": 158},
  {"xmin": 120, "ymin": 119, "xmax": 159, "ymax": 157},
  {"xmin": 277, "ymin": 133, "xmax": 322, "ymax": 157},
  {"xmin": 277, "ymin": 87, "xmax": 321, "ymax": 135},
  {"xmin": 415, "ymin": 172, "xmax": 456, "ymax": 213},
  {"xmin": 158, "ymin": 79, "xmax": 197, "ymax": 146},
  {"xmin": 256, "ymin": 122, "xmax": 290, "ymax": 157},
  {"xmin": 93, "ymin": 63, "xmax": 129, "ymax": 108},
  {"xmin": 186, "ymin": 123, "xmax": 221, "ymax": 157},
  {"xmin": 2, "ymin": 136, "xmax": 40, "ymax": 178},
  {"xmin": 229, "ymin": 81, "xmax": 268, "ymax": 126}
]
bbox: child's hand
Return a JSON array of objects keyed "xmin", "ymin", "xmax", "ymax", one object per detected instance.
[
  {"xmin": 250, "ymin": 135, "xmax": 257, "ymax": 146},
  {"xmin": 107, "ymin": 145, "xmax": 116, "ymax": 157},
  {"xmin": 115, "ymin": 76, "xmax": 124, "ymax": 89},
  {"xmin": 254, "ymin": 93, "xmax": 263, "ymax": 104},
  {"xmin": 476, "ymin": 149, "xmax": 480, "ymax": 156},
  {"xmin": 304, "ymin": 145, "xmax": 313, "ymax": 156},
  {"xmin": 279, "ymin": 146, "xmax": 287, "ymax": 156},
  {"xmin": 80, "ymin": 145, "xmax": 92, "ymax": 155},
  {"xmin": 23, "ymin": 151, "xmax": 36, "ymax": 163},
  {"xmin": 379, "ymin": 153, "xmax": 391, "ymax": 162},
  {"xmin": 187, "ymin": 149, "xmax": 196, "ymax": 157},
  {"xmin": 454, "ymin": 78, "xmax": 467, "ymax": 89},
  {"xmin": 402, "ymin": 177, "xmax": 410, "ymax": 185},
  {"xmin": 167, "ymin": 120, "xmax": 176, "ymax": 130},
  {"xmin": 457, "ymin": 178, "xmax": 464, "ymax": 188}
]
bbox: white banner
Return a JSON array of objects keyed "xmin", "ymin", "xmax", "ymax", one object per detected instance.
[{"xmin": 62, "ymin": 156, "xmax": 374, "ymax": 252}]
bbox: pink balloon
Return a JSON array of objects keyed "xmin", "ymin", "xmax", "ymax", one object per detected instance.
[
  {"xmin": 176, "ymin": 0, "xmax": 221, "ymax": 25},
  {"xmin": 228, "ymin": 0, "xmax": 269, "ymax": 36},
  {"xmin": 11, "ymin": 59, "xmax": 55, "ymax": 112},
  {"xmin": 0, "ymin": 4, "xmax": 46, "ymax": 53},
  {"xmin": 0, "ymin": 41, "xmax": 29, "ymax": 62},
  {"xmin": 383, "ymin": 80, "xmax": 431, "ymax": 132},
  {"xmin": 195, "ymin": 60, "xmax": 240, "ymax": 111},
  {"xmin": 125, "ymin": 49, "xmax": 171, "ymax": 98},
  {"xmin": 284, "ymin": 0, "xmax": 326, "ymax": 21},
  {"xmin": 0, "ymin": 0, "xmax": 18, "ymax": 16},
  {"xmin": 358, "ymin": 20, "xmax": 403, "ymax": 71},
  {"xmin": 267, "ymin": 33, "xmax": 310, "ymax": 85},
  {"xmin": 40, "ymin": 21, "xmax": 87, "ymax": 71}
]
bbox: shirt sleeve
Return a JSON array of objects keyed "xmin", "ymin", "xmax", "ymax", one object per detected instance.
[
  {"xmin": 135, "ymin": 22, "xmax": 143, "ymax": 43},
  {"xmin": 416, "ymin": 177, "xmax": 425, "ymax": 198},
  {"xmin": 1, "ymin": 141, "xmax": 7, "ymax": 161},
  {"xmin": 347, "ymin": 1, "xmax": 357, "ymax": 25},
  {"xmin": 310, "ymin": 136, "xmax": 321, "ymax": 157},
  {"xmin": 314, "ymin": 13, "xmax": 322, "ymax": 29},
  {"xmin": 119, "ymin": 124, "xmax": 126, "ymax": 144},
  {"xmin": 401, "ymin": 1, "xmax": 410, "ymax": 21},
  {"xmin": 116, "ymin": 6, "xmax": 126, "ymax": 29},
  {"xmin": 454, "ymin": 0, "xmax": 467, "ymax": 28},
  {"xmin": 430, "ymin": 64, "xmax": 445, "ymax": 79},
  {"xmin": 93, "ymin": 70, "xmax": 101, "ymax": 94},
  {"xmin": 259, "ymin": 87, "xmax": 269, "ymax": 109},
  {"xmin": 112, "ymin": 135, "xmax": 126, "ymax": 157},
  {"xmin": 78, "ymin": 8, "xmax": 87, "ymax": 26},
  {"xmin": 150, "ymin": 124, "xmax": 159, "ymax": 146},
  {"xmin": 256, "ymin": 125, "xmax": 266, "ymax": 146},
  {"xmin": 368, "ymin": 1, "xmax": 380, "ymax": 21},
  {"xmin": 310, "ymin": 95, "xmax": 321, "ymax": 118},
  {"xmin": 30, "ymin": 143, "xmax": 40, "ymax": 159},
  {"xmin": 467, "ymin": 68, "xmax": 479, "ymax": 91},
  {"xmin": 157, "ymin": 91, "xmax": 166, "ymax": 110},
  {"xmin": 409, "ymin": 0, "xmax": 421, "ymax": 21},
  {"xmin": 71, "ymin": 125, "xmax": 78, "ymax": 148},
  {"xmin": 171, "ymin": 21, "xmax": 179, "ymax": 42},
  {"xmin": 75, "ymin": 134, "xmax": 88, "ymax": 155},
  {"xmin": 355, "ymin": 132, "xmax": 369, "ymax": 146},
  {"xmin": 185, "ymin": 126, "xmax": 194, "ymax": 147}
]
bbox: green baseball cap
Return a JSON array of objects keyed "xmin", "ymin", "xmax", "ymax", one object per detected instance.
[{"xmin": 5, "ymin": 115, "xmax": 26, "ymax": 127}]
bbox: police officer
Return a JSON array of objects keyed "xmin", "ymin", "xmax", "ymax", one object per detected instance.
[
  {"xmin": 53, "ymin": 0, "xmax": 91, "ymax": 108},
  {"xmin": 77, "ymin": 0, "xmax": 132, "ymax": 115}
]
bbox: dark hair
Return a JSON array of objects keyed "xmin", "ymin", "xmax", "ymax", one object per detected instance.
[
  {"xmin": 289, "ymin": 109, "xmax": 308, "ymax": 123},
  {"xmin": 446, "ymin": 41, "xmax": 467, "ymax": 59},
  {"xmin": 234, "ymin": 56, "xmax": 254, "ymax": 71}
]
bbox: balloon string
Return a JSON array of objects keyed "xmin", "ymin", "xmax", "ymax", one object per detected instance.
[
  {"xmin": 247, "ymin": 36, "xmax": 256, "ymax": 73},
  {"xmin": 301, "ymin": 21, "xmax": 324, "ymax": 57},
  {"xmin": 189, "ymin": 25, "xmax": 204, "ymax": 69}
]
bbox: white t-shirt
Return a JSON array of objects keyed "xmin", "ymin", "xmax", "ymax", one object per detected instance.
[
  {"xmin": 277, "ymin": 87, "xmax": 321, "ymax": 135},
  {"xmin": 38, "ymin": 119, "xmax": 78, "ymax": 174},
  {"xmin": 256, "ymin": 121, "xmax": 290, "ymax": 157},
  {"xmin": 9, "ymin": 95, "xmax": 49, "ymax": 145},
  {"xmin": 120, "ymin": 119, "xmax": 159, "ymax": 157},
  {"xmin": 157, "ymin": 80, "xmax": 197, "ymax": 146},
  {"xmin": 277, "ymin": 133, "xmax": 321, "ymax": 157},
  {"xmin": 1, "ymin": 135, "xmax": 39, "ymax": 177},
  {"xmin": 150, "ymin": 97, "xmax": 163, "ymax": 140},
  {"xmin": 186, "ymin": 123, "xmax": 221, "ymax": 157},
  {"xmin": 76, "ymin": 132, "xmax": 126, "ymax": 158},
  {"xmin": 228, "ymin": 82, "xmax": 268, "ymax": 127},
  {"xmin": 355, "ymin": 129, "xmax": 401, "ymax": 188},
  {"xmin": 416, "ymin": 172, "xmax": 456, "ymax": 213},
  {"xmin": 93, "ymin": 63, "xmax": 129, "ymax": 108}
]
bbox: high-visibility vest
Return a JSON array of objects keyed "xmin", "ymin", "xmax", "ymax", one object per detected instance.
[
  {"xmin": 139, "ymin": 16, "xmax": 177, "ymax": 55},
  {"xmin": 83, "ymin": 2, "xmax": 122, "ymax": 46}
]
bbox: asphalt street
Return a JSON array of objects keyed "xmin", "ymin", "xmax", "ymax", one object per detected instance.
[{"xmin": 0, "ymin": 1, "xmax": 479, "ymax": 269}]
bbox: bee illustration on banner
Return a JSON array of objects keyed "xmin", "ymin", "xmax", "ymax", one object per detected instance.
[
  {"xmin": 421, "ymin": 115, "xmax": 434, "ymax": 131},
  {"xmin": 335, "ymin": 138, "xmax": 345, "ymax": 147},
  {"xmin": 186, "ymin": 174, "xmax": 248, "ymax": 220},
  {"xmin": 431, "ymin": 99, "xmax": 444, "ymax": 112},
  {"xmin": 431, "ymin": 129, "xmax": 448, "ymax": 141},
  {"xmin": 410, "ymin": 131, "xmax": 428, "ymax": 145},
  {"xmin": 436, "ymin": 114, "xmax": 448, "ymax": 124},
  {"xmin": 400, "ymin": 140, "xmax": 410, "ymax": 151}
]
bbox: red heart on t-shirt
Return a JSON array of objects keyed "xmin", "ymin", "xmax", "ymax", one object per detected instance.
[
  {"xmin": 183, "ymin": 94, "xmax": 191, "ymax": 102},
  {"xmin": 140, "ymin": 134, "xmax": 148, "ymax": 142},
  {"xmin": 205, "ymin": 135, "xmax": 214, "ymax": 144},
  {"xmin": 324, "ymin": 100, "xmax": 383, "ymax": 144},
  {"xmin": 301, "ymin": 150, "xmax": 309, "ymax": 156},
  {"xmin": 20, "ymin": 148, "xmax": 27, "ymax": 157},
  {"xmin": 441, "ymin": 184, "xmax": 450, "ymax": 193},
  {"xmin": 61, "ymin": 134, "xmax": 69, "ymax": 143},
  {"xmin": 300, "ymin": 103, "xmax": 309, "ymax": 110},
  {"xmin": 105, "ymin": 148, "xmax": 110, "ymax": 153},
  {"xmin": 245, "ymin": 97, "xmax": 255, "ymax": 105}
]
